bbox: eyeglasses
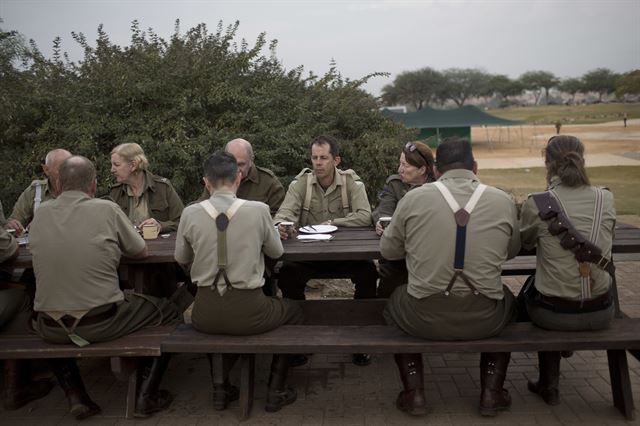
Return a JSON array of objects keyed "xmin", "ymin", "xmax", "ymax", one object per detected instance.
[{"xmin": 404, "ymin": 142, "xmax": 431, "ymax": 167}]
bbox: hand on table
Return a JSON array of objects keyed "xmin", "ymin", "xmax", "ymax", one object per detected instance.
[
  {"xmin": 5, "ymin": 219, "xmax": 25, "ymax": 236},
  {"xmin": 375, "ymin": 220, "xmax": 384, "ymax": 236}
]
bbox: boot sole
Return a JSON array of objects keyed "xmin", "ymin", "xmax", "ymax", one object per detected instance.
[
  {"xmin": 527, "ymin": 382, "xmax": 560, "ymax": 405},
  {"xmin": 479, "ymin": 404, "xmax": 510, "ymax": 417}
]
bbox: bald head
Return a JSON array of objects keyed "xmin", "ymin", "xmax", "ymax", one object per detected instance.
[
  {"xmin": 59, "ymin": 155, "xmax": 97, "ymax": 196},
  {"xmin": 43, "ymin": 149, "xmax": 72, "ymax": 196},
  {"xmin": 225, "ymin": 138, "xmax": 254, "ymax": 179}
]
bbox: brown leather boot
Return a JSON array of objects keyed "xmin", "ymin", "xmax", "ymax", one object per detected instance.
[
  {"xmin": 208, "ymin": 354, "xmax": 239, "ymax": 411},
  {"xmin": 528, "ymin": 351, "xmax": 560, "ymax": 405},
  {"xmin": 393, "ymin": 353, "xmax": 427, "ymax": 416},
  {"xmin": 3, "ymin": 360, "xmax": 53, "ymax": 410},
  {"xmin": 265, "ymin": 355, "xmax": 296, "ymax": 413},
  {"xmin": 134, "ymin": 355, "xmax": 174, "ymax": 418},
  {"xmin": 49, "ymin": 358, "xmax": 101, "ymax": 420},
  {"xmin": 479, "ymin": 352, "xmax": 512, "ymax": 417}
]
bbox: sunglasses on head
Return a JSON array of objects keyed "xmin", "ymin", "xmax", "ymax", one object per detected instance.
[{"xmin": 404, "ymin": 142, "xmax": 430, "ymax": 167}]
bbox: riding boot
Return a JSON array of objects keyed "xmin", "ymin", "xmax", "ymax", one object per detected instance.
[
  {"xmin": 134, "ymin": 355, "xmax": 173, "ymax": 418},
  {"xmin": 207, "ymin": 354, "xmax": 239, "ymax": 410},
  {"xmin": 265, "ymin": 355, "xmax": 297, "ymax": 412},
  {"xmin": 528, "ymin": 351, "xmax": 560, "ymax": 405},
  {"xmin": 479, "ymin": 352, "xmax": 512, "ymax": 417},
  {"xmin": 393, "ymin": 353, "xmax": 427, "ymax": 416},
  {"xmin": 3, "ymin": 359, "xmax": 54, "ymax": 410},
  {"xmin": 49, "ymin": 358, "xmax": 101, "ymax": 420}
]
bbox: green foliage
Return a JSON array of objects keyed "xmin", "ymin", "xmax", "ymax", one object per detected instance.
[
  {"xmin": 518, "ymin": 70, "xmax": 559, "ymax": 105},
  {"xmin": 615, "ymin": 69, "xmax": 640, "ymax": 98},
  {"xmin": 582, "ymin": 68, "xmax": 619, "ymax": 101},
  {"xmin": 0, "ymin": 21, "xmax": 414, "ymax": 211},
  {"xmin": 440, "ymin": 68, "xmax": 490, "ymax": 107},
  {"xmin": 381, "ymin": 67, "xmax": 443, "ymax": 110}
]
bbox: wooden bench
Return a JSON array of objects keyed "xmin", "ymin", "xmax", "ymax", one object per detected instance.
[
  {"xmin": 0, "ymin": 325, "xmax": 175, "ymax": 419},
  {"xmin": 162, "ymin": 300, "xmax": 640, "ymax": 420}
]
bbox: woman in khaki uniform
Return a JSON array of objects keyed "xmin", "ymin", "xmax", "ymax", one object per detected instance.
[
  {"xmin": 520, "ymin": 135, "xmax": 616, "ymax": 406},
  {"xmin": 109, "ymin": 143, "xmax": 184, "ymax": 232},
  {"xmin": 373, "ymin": 141, "xmax": 436, "ymax": 297}
]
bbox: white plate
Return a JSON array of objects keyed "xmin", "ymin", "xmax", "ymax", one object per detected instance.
[
  {"xmin": 17, "ymin": 236, "xmax": 29, "ymax": 246},
  {"xmin": 298, "ymin": 225, "xmax": 338, "ymax": 234}
]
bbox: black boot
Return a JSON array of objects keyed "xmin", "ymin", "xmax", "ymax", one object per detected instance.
[
  {"xmin": 208, "ymin": 354, "xmax": 239, "ymax": 411},
  {"xmin": 265, "ymin": 355, "xmax": 296, "ymax": 413},
  {"xmin": 528, "ymin": 351, "xmax": 560, "ymax": 405},
  {"xmin": 49, "ymin": 358, "xmax": 101, "ymax": 420},
  {"xmin": 393, "ymin": 353, "xmax": 427, "ymax": 416},
  {"xmin": 3, "ymin": 359, "xmax": 54, "ymax": 410},
  {"xmin": 134, "ymin": 355, "xmax": 173, "ymax": 418},
  {"xmin": 479, "ymin": 352, "xmax": 512, "ymax": 417}
]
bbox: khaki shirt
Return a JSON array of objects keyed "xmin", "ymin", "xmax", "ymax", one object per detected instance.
[
  {"xmin": 30, "ymin": 191, "xmax": 146, "ymax": 312},
  {"xmin": 381, "ymin": 169, "xmax": 520, "ymax": 300},
  {"xmin": 175, "ymin": 190, "xmax": 283, "ymax": 293},
  {"xmin": 196, "ymin": 164, "xmax": 285, "ymax": 216},
  {"xmin": 274, "ymin": 167, "xmax": 372, "ymax": 227},
  {"xmin": 0, "ymin": 227, "xmax": 18, "ymax": 264},
  {"xmin": 520, "ymin": 177, "xmax": 615, "ymax": 299},
  {"xmin": 109, "ymin": 170, "xmax": 184, "ymax": 232},
  {"xmin": 0, "ymin": 200, "xmax": 6, "ymax": 225},
  {"xmin": 373, "ymin": 174, "xmax": 420, "ymax": 223},
  {"xmin": 8, "ymin": 178, "xmax": 54, "ymax": 227}
]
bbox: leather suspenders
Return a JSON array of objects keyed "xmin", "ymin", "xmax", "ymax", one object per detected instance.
[
  {"xmin": 433, "ymin": 182, "xmax": 487, "ymax": 296},
  {"xmin": 199, "ymin": 199, "xmax": 246, "ymax": 295}
]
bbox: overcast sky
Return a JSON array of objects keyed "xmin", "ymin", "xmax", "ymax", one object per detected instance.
[{"xmin": 1, "ymin": 0, "xmax": 639, "ymax": 96}]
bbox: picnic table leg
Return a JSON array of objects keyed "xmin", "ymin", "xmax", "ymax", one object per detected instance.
[
  {"xmin": 110, "ymin": 357, "xmax": 138, "ymax": 419},
  {"xmin": 239, "ymin": 354, "xmax": 255, "ymax": 420},
  {"xmin": 607, "ymin": 349, "xmax": 635, "ymax": 420}
]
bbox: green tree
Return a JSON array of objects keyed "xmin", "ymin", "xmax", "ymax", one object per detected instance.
[
  {"xmin": 615, "ymin": 69, "xmax": 640, "ymax": 98},
  {"xmin": 518, "ymin": 70, "xmax": 559, "ymax": 105},
  {"xmin": 558, "ymin": 77, "xmax": 583, "ymax": 104},
  {"xmin": 381, "ymin": 67, "xmax": 443, "ymax": 110},
  {"xmin": 582, "ymin": 68, "xmax": 619, "ymax": 102},
  {"xmin": 440, "ymin": 68, "xmax": 488, "ymax": 107}
]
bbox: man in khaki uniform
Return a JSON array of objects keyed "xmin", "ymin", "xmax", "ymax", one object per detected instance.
[
  {"xmin": 6, "ymin": 149, "xmax": 72, "ymax": 235},
  {"xmin": 0, "ymin": 221, "xmax": 54, "ymax": 410},
  {"xmin": 197, "ymin": 138, "xmax": 285, "ymax": 216},
  {"xmin": 29, "ymin": 156, "xmax": 184, "ymax": 420},
  {"xmin": 275, "ymin": 135, "xmax": 377, "ymax": 366},
  {"xmin": 175, "ymin": 151, "xmax": 302, "ymax": 413},
  {"xmin": 381, "ymin": 138, "xmax": 520, "ymax": 417}
]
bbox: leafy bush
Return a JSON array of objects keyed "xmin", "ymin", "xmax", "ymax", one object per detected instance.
[{"xmin": 0, "ymin": 20, "xmax": 414, "ymax": 211}]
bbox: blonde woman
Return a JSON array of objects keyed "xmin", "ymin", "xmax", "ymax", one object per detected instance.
[{"xmin": 110, "ymin": 143, "xmax": 184, "ymax": 232}]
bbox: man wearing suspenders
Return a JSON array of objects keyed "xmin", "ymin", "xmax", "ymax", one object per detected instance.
[
  {"xmin": 381, "ymin": 138, "xmax": 520, "ymax": 418},
  {"xmin": 175, "ymin": 151, "xmax": 303, "ymax": 413},
  {"xmin": 6, "ymin": 149, "xmax": 72, "ymax": 235}
]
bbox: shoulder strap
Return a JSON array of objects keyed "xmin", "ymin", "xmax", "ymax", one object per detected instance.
[
  {"xmin": 301, "ymin": 175, "xmax": 313, "ymax": 225},
  {"xmin": 340, "ymin": 173, "xmax": 350, "ymax": 215},
  {"xmin": 34, "ymin": 182, "xmax": 42, "ymax": 211}
]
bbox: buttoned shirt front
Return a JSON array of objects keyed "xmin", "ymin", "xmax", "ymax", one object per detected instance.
[
  {"xmin": 30, "ymin": 191, "xmax": 146, "ymax": 312},
  {"xmin": 380, "ymin": 169, "xmax": 520, "ymax": 300},
  {"xmin": 274, "ymin": 167, "xmax": 372, "ymax": 227},
  {"xmin": 520, "ymin": 176, "xmax": 615, "ymax": 299},
  {"xmin": 175, "ymin": 190, "xmax": 283, "ymax": 294}
]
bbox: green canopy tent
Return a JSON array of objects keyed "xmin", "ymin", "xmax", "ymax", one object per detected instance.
[{"xmin": 381, "ymin": 105, "xmax": 522, "ymax": 147}]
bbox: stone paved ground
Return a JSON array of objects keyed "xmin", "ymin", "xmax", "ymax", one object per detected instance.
[{"xmin": 3, "ymin": 260, "xmax": 639, "ymax": 425}]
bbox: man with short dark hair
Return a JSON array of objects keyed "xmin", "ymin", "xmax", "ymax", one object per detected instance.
[
  {"xmin": 6, "ymin": 148, "xmax": 72, "ymax": 235},
  {"xmin": 175, "ymin": 151, "xmax": 303, "ymax": 413},
  {"xmin": 29, "ymin": 155, "xmax": 185, "ymax": 420},
  {"xmin": 274, "ymin": 135, "xmax": 377, "ymax": 366},
  {"xmin": 381, "ymin": 138, "xmax": 520, "ymax": 418}
]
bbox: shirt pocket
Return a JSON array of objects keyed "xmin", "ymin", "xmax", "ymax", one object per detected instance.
[{"xmin": 149, "ymin": 196, "xmax": 169, "ymax": 219}]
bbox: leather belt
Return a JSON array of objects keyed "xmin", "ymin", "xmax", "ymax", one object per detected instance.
[
  {"xmin": 534, "ymin": 288, "xmax": 613, "ymax": 314},
  {"xmin": 41, "ymin": 303, "xmax": 118, "ymax": 328}
]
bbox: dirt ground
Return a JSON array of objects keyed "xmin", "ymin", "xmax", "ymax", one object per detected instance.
[{"xmin": 313, "ymin": 120, "xmax": 640, "ymax": 298}]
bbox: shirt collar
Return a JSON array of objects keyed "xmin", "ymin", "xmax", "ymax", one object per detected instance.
[
  {"xmin": 58, "ymin": 190, "xmax": 91, "ymax": 202},
  {"xmin": 211, "ymin": 189, "xmax": 237, "ymax": 200},
  {"xmin": 438, "ymin": 169, "xmax": 479, "ymax": 182},
  {"xmin": 548, "ymin": 175, "xmax": 562, "ymax": 190},
  {"xmin": 244, "ymin": 163, "xmax": 259, "ymax": 184},
  {"xmin": 311, "ymin": 167, "xmax": 342, "ymax": 189},
  {"xmin": 125, "ymin": 171, "xmax": 153, "ymax": 196}
]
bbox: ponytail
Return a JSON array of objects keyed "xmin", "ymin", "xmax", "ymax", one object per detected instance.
[{"xmin": 544, "ymin": 135, "xmax": 590, "ymax": 187}]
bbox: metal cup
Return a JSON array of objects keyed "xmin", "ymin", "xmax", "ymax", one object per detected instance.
[
  {"xmin": 379, "ymin": 216, "xmax": 392, "ymax": 229},
  {"xmin": 280, "ymin": 221, "xmax": 295, "ymax": 238}
]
